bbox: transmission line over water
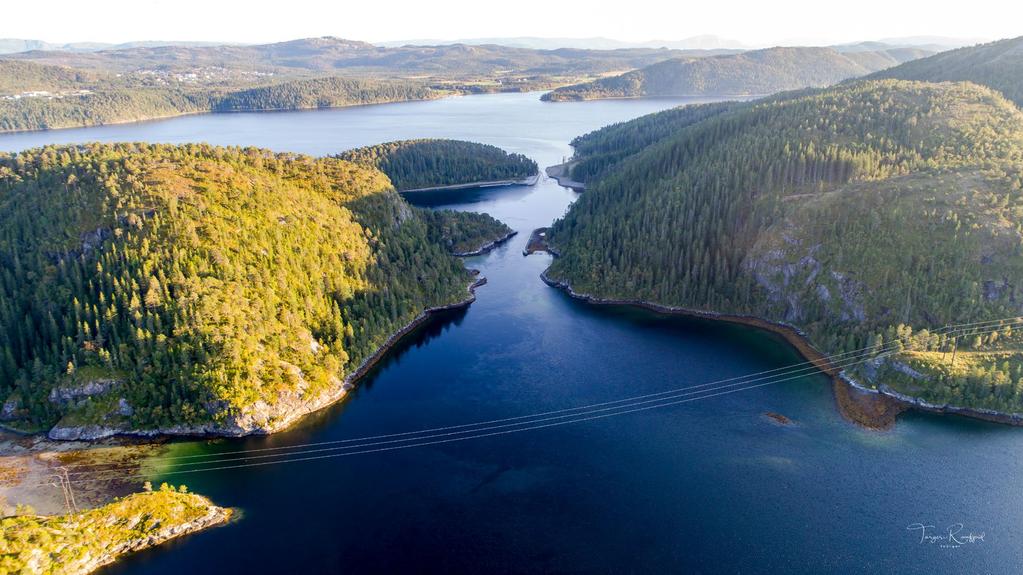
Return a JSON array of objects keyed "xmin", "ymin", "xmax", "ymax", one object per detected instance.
[{"xmin": 32, "ymin": 316, "xmax": 1022, "ymax": 489}]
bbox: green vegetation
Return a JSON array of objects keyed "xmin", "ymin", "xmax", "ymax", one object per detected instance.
[
  {"xmin": 0, "ymin": 37, "xmax": 706, "ymax": 133},
  {"xmin": 0, "ymin": 61, "xmax": 104, "ymax": 93},
  {"xmin": 0, "ymin": 89, "xmax": 214, "ymax": 133},
  {"xmin": 869, "ymin": 36, "xmax": 1023, "ymax": 108},
  {"xmin": 548, "ymin": 79, "xmax": 1023, "ymax": 412},
  {"xmin": 0, "ymin": 64, "xmax": 445, "ymax": 133},
  {"xmin": 542, "ymin": 47, "xmax": 928, "ymax": 101},
  {"xmin": 212, "ymin": 77, "xmax": 437, "ymax": 112},
  {"xmin": 420, "ymin": 209, "xmax": 513, "ymax": 255},
  {"xmin": 337, "ymin": 139, "xmax": 538, "ymax": 191},
  {"xmin": 566, "ymin": 102, "xmax": 738, "ymax": 183},
  {"xmin": 0, "ymin": 143, "xmax": 493, "ymax": 434},
  {"xmin": 0, "ymin": 486, "xmax": 227, "ymax": 575}
]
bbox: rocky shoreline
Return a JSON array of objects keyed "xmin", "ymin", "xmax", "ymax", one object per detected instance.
[
  {"xmin": 44, "ymin": 275, "xmax": 489, "ymax": 441},
  {"xmin": 545, "ymin": 163, "xmax": 585, "ymax": 191},
  {"xmin": 398, "ymin": 173, "xmax": 539, "ymax": 194},
  {"xmin": 453, "ymin": 230, "xmax": 518, "ymax": 257},
  {"xmin": 75, "ymin": 499, "xmax": 231, "ymax": 575},
  {"xmin": 539, "ymin": 268, "xmax": 1023, "ymax": 428}
]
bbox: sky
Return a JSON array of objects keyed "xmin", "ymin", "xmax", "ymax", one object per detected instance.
[{"xmin": 3, "ymin": 0, "xmax": 1019, "ymax": 46}]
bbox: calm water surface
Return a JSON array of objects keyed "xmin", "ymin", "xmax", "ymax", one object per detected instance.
[{"xmin": 2, "ymin": 93, "xmax": 1020, "ymax": 574}]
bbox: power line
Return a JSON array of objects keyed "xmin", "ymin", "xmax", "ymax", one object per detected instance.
[
  {"xmin": 53, "ymin": 318, "xmax": 1020, "ymax": 482},
  {"xmin": 42, "ymin": 319, "xmax": 1018, "ymax": 488},
  {"xmin": 58, "ymin": 316, "xmax": 1020, "ymax": 476}
]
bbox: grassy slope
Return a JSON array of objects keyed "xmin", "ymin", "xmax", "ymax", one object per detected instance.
[{"xmin": 548, "ymin": 79, "xmax": 1023, "ymax": 412}]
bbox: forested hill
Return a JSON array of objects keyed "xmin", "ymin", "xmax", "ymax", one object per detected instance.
[
  {"xmin": 547, "ymin": 79, "xmax": 1023, "ymax": 413},
  {"xmin": 0, "ymin": 60, "xmax": 106, "ymax": 93},
  {"xmin": 337, "ymin": 139, "xmax": 538, "ymax": 191},
  {"xmin": 0, "ymin": 65, "xmax": 443, "ymax": 133},
  {"xmin": 0, "ymin": 143, "xmax": 501, "ymax": 437},
  {"xmin": 541, "ymin": 46, "xmax": 930, "ymax": 101},
  {"xmin": 867, "ymin": 36, "xmax": 1023, "ymax": 108}
]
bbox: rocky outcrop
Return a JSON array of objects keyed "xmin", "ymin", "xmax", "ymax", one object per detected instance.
[
  {"xmin": 746, "ymin": 239, "xmax": 866, "ymax": 325},
  {"xmin": 65, "ymin": 501, "xmax": 230, "ymax": 575},
  {"xmin": 1, "ymin": 395, "xmax": 21, "ymax": 421},
  {"xmin": 48, "ymin": 379, "xmax": 122, "ymax": 405}
]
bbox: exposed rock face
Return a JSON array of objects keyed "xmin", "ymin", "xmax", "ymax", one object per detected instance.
[
  {"xmin": 747, "ymin": 239, "xmax": 865, "ymax": 325},
  {"xmin": 983, "ymin": 279, "xmax": 1010, "ymax": 302},
  {"xmin": 48, "ymin": 379, "xmax": 122, "ymax": 405},
  {"xmin": 1, "ymin": 396, "xmax": 21, "ymax": 421}
]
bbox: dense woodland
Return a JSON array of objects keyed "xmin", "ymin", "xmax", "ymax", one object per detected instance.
[
  {"xmin": 337, "ymin": 139, "xmax": 538, "ymax": 191},
  {"xmin": 0, "ymin": 143, "xmax": 503, "ymax": 432},
  {"xmin": 542, "ymin": 47, "xmax": 929, "ymax": 101},
  {"xmin": 548, "ymin": 79, "xmax": 1023, "ymax": 412},
  {"xmin": 0, "ymin": 63, "xmax": 445, "ymax": 133},
  {"xmin": 419, "ymin": 209, "xmax": 513, "ymax": 255},
  {"xmin": 870, "ymin": 35, "xmax": 1023, "ymax": 108},
  {"xmin": 212, "ymin": 78, "xmax": 438, "ymax": 112}
]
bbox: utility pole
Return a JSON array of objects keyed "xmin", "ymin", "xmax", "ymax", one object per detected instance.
[
  {"xmin": 58, "ymin": 467, "xmax": 78, "ymax": 513},
  {"xmin": 950, "ymin": 334, "xmax": 959, "ymax": 369},
  {"xmin": 51, "ymin": 474, "xmax": 72, "ymax": 515}
]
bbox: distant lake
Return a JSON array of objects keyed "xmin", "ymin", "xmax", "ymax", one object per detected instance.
[{"xmin": 4, "ymin": 93, "xmax": 1021, "ymax": 574}]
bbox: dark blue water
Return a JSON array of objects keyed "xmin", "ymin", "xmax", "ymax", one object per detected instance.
[{"xmin": 3, "ymin": 93, "xmax": 1021, "ymax": 574}]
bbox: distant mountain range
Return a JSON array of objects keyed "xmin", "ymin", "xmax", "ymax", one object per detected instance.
[
  {"xmin": 379, "ymin": 35, "xmax": 984, "ymax": 52},
  {"xmin": 0, "ymin": 38, "xmax": 228, "ymax": 54},
  {"xmin": 377, "ymin": 35, "xmax": 748, "ymax": 51},
  {"xmin": 0, "ymin": 36, "xmax": 689, "ymax": 77},
  {"xmin": 0, "ymin": 35, "xmax": 987, "ymax": 56}
]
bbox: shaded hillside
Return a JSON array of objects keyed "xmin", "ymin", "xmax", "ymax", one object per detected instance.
[
  {"xmin": 548, "ymin": 80, "xmax": 1023, "ymax": 412},
  {"xmin": 542, "ymin": 47, "xmax": 928, "ymax": 101},
  {"xmin": 0, "ymin": 143, "xmax": 496, "ymax": 436},
  {"xmin": 868, "ymin": 36, "xmax": 1023, "ymax": 107}
]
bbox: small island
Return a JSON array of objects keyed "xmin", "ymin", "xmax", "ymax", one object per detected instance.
[
  {"xmin": 764, "ymin": 412, "xmax": 795, "ymax": 426},
  {"xmin": 0, "ymin": 486, "xmax": 229, "ymax": 575}
]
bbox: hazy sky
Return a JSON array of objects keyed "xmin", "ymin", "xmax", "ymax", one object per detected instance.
[{"xmin": 4, "ymin": 0, "xmax": 1019, "ymax": 46}]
